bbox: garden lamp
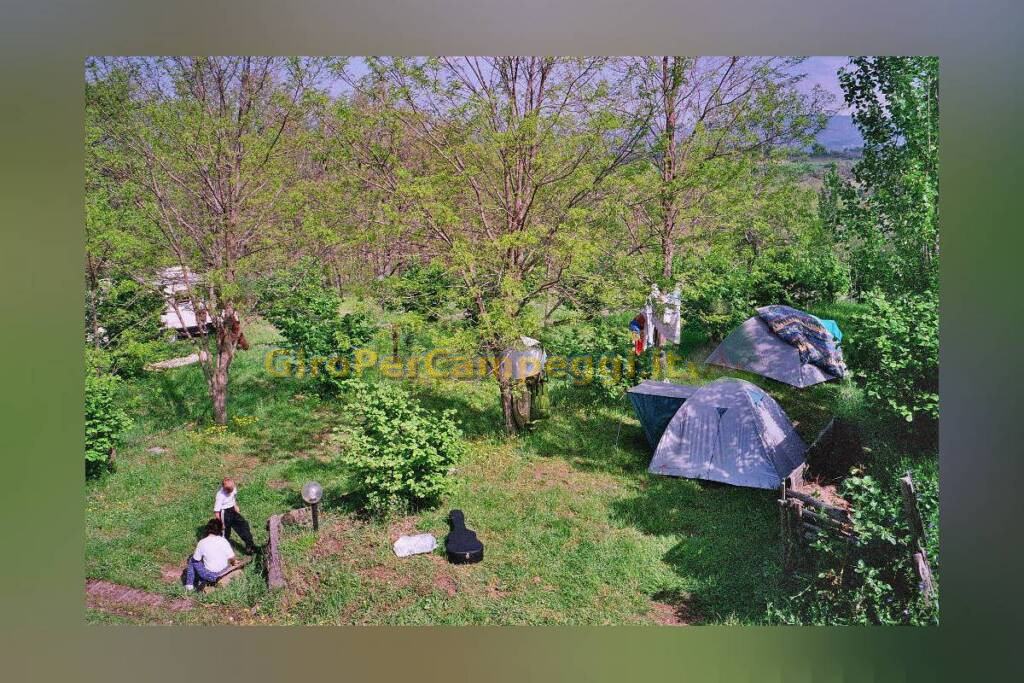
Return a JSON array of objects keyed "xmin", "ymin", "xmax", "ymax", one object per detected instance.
[{"xmin": 301, "ymin": 480, "xmax": 323, "ymax": 531}]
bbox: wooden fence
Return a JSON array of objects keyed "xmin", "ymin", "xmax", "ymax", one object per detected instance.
[
  {"xmin": 778, "ymin": 471, "xmax": 936, "ymax": 604},
  {"xmin": 778, "ymin": 480, "xmax": 854, "ymax": 570}
]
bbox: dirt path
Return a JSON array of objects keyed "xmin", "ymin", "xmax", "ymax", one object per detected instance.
[{"xmin": 85, "ymin": 579, "xmax": 193, "ymax": 613}]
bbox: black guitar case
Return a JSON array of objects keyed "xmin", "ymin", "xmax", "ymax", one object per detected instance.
[{"xmin": 445, "ymin": 509, "xmax": 484, "ymax": 564}]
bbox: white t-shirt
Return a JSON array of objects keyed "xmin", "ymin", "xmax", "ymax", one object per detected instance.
[
  {"xmin": 193, "ymin": 534, "xmax": 235, "ymax": 573},
  {"xmin": 213, "ymin": 486, "xmax": 238, "ymax": 513}
]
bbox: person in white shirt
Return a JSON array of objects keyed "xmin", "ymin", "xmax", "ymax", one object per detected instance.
[
  {"xmin": 184, "ymin": 518, "xmax": 236, "ymax": 591},
  {"xmin": 214, "ymin": 477, "xmax": 258, "ymax": 554}
]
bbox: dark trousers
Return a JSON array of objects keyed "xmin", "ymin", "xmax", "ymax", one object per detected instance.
[{"xmin": 221, "ymin": 508, "xmax": 255, "ymax": 549}]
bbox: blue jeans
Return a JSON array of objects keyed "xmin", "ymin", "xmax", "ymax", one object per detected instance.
[{"xmin": 185, "ymin": 557, "xmax": 222, "ymax": 588}]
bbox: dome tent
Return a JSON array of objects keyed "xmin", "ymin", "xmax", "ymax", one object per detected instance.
[
  {"xmin": 704, "ymin": 314, "xmax": 841, "ymax": 388},
  {"xmin": 647, "ymin": 378, "xmax": 807, "ymax": 490}
]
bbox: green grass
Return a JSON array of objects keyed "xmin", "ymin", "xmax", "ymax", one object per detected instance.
[{"xmin": 86, "ymin": 311, "xmax": 879, "ymax": 625}]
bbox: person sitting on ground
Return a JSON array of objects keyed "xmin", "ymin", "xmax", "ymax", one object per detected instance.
[
  {"xmin": 184, "ymin": 518, "xmax": 236, "ymax": 592},
  {"xmin": 214, "ymin": 477, "xmax": 258, "ymax": 554}
]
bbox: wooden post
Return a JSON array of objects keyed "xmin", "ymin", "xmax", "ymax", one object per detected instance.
[
  {"xmin": 266, "ymin": 513, "xmax": 286, "ymax": 591},
  {"xmin": 899, "ymin": 472, "xmax": 935, "ymax": 603},
  {"xmin": 778, "ymin": 483, "xmax": 788, "ymax": 568}
]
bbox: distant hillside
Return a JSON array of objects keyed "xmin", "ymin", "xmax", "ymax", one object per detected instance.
[{"xmin": 815, "ymin": 115, "xmax": 863, "ymax": 152}]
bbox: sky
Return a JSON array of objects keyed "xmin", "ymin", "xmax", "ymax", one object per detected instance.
[
  {"xmin": 795, "ymin": 56, "xmax": 853, "ymax": 115},
  {"xmin": 329, "ymin": 56, "xmax": 854, "ymax": 116}
]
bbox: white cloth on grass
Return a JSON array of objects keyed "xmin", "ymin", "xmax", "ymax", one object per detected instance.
[
  {"xmin": 393, "ymin": 533, "xmax": 437, "ymax": 557},
  {"xmin": 193, "ymin": 534, "xmax": 235, "ymax": 573}
]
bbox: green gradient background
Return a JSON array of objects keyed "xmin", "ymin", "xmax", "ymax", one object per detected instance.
[{"xmin": 1, "ymin": 0, "xmax": 1022, "ymax": 679}]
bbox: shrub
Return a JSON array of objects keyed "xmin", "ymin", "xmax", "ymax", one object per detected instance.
[
  {"xmin": 540, "ymin": 314, "xmax": 648, "ymax": 400},
  {"xmin": 85, "ymin": 371, "xmax": 131, "ymax": 476},
  {"xmin": 379, "ymin": 262, "xmax": 459, "ymax": 321},
  {"xmin": 86, "ymin": 275, "xmax": 168, "ymax": 377},
  {"xmin": 846, "ymin": 290, "xmax": 938, "ymax": 424},
  {"xmin": 260, "ymin": 261, "xmax": 375, "ymax": 393},
  {"xmin": 339, "ymin": 381, "xmax": 464, "ymax": 515},
  {"xmin": 675, "ymin": 241, "xmax": 848, "ymax": 340}
]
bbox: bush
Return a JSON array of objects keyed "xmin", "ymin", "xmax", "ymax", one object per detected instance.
[
  {"xmin": 540, "ymin": 314, "xmax": 649, "ymax": 400},
  {"xmin": 86, "ymin": 275, "xmax": 168, "ymax": 377},
  {"xmin": 675, "ymin": 241, "xmax": 848, "ymax": 340},
  {"xmin": 260, "ymin": 261, "xmax": 375, "ymax": 393},
  {"xmin": 379, "ymin": 262, "xmax": 459, "ymax": 321},
  {"xmin": 846, "ymin": 290, "xmax": 938, "ymax": 424},
  {"xmin": 85, "ymin": 371, "xmax": 131, "ymax": 476},
  {"xmin": 339, "ymin": 382, "xmax": 464, "ymax": 515},
  {"xmin": 770, "ymin": 461, "xmax": 938, "ymax": 625}
]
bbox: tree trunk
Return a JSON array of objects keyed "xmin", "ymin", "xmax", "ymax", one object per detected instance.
[
  {"xmin": 209, "ymin": 310, "xmax": 241, "ymax": 425},
  {"xmin": 660, "ymin": 56, "xmax": 680, "ymax": 282},
  {"xmin": 661, "ymin": 238, "xmax": 675, "ymax": 280},
  {"xmin": 498, "ymin": 379, "xmax": 520, "ymax": 436}
]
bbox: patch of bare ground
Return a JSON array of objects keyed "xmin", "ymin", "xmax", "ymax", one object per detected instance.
[
  {"xmin": 794, "ymin": 474, "xmax": 849, "ymax": 510},
  {"xmin": 648, "ymin": 596, "xmax": 702, "ymax": 626},
  {"xmin": 357, "ymin": 565, "xmax": 412, "ymax": 590},
  {"xmin": 486, "ymin": 576, "xmax": 510, "ymax": 599},
  {"xmin": 388, "ymin": 515, "xmax": 421, "ymax": 541},
  {"xmin": 310, "ymin": 517, "xmax": 360, "ymax": 558},
  {"xmin": 86, "ymin": 579, "xmax": 192, "ymax": 613},
  {"xmin": 160, "ymin": 565, "xmax": 184, "ymax": 584},
  {"xmin": 222, "ymin": 450, "xmax": 262, "ymax": 473},
  {"xmin": 424, "ymin": 554, "xmax": 459, "ymax": 597}
]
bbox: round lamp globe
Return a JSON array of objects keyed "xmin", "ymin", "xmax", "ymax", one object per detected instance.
[{"xmin": 301, "ymin": 481, "xmax": 323, "ymax": 505}]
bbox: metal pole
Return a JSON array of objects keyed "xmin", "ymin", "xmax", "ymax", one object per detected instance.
[{"xmin": 311, "ymin": 502, "xmax": 319, "ymax": 531}]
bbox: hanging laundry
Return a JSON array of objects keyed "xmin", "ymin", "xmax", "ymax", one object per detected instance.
[
  {"xmin": 629, "ymin": 313, "xmax": 645, "ymax": 335},
  {"xmin": 629, "ymin": 313, "xmax": 647, "ymax": 355},
  {"xmin": 651, "ymin": 306, "xmax": 681, "ymax": 345},
  {"xmin": 644, "ymin": 302, "xmax": 655, "ymax": 348}
]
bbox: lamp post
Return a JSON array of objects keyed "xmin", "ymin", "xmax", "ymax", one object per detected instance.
[{"xmin": 301, "ymin": 481, "xmax": 323, "ymax": 531}]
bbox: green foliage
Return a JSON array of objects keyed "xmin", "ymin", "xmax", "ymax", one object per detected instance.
[
  {"xmin": 86, "ymin": 275, "xmax": 168, "ymax": 377},
  {"xmin": 823, "ymin": 57, "xmax": 938, "ymax": 296},
  {"xmin": 259, "ymin": 261, "xmax": 374, "ymax": 393},
  {"xmin": 379, "ymin": 262, "xmax": 459, "ymax": 321},
  {"xmin": 338, "ymin": 381, "xmax": 464, "ymax": 516},
  {"xmin": 772, "ymin": 462, "xmax": 938, "ymax": 625},
  {"xmin": 846, "ymin": 290, "xmax": 938, "ymax": 424},
  {"xmin": 540, "ymin": 314, "xmax": 648, "ymax": 399},
  {"xmin": 85, "ymin": 371, "xmax": 131, "ymax": 475},
  {"xmin": 676, "ymin": 238, "xmax": 848, "ymax": 339}
]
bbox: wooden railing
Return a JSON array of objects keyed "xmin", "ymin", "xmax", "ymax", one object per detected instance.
[
  {"xmin": 778, "ymin": 480, "xmax": 854, "ymax": 570},
  {"xmin": 778, "ymin": 471, "xmax": 936, "ymax": 605}
]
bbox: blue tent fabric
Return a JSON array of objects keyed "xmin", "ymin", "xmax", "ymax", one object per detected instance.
[
  {"xmin": 812, "ymin": 316, "xmax": 843, "ymax": 343},
  {"xmin": 627, "ymin": 381, "xmax": 699, "ymax": 447}
]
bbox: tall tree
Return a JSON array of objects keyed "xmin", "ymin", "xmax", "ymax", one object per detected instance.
[
  {"xmin": 87, "ymin": 57, "xmax": 330, "ymax": 424},
  {"xmin": 625, "ymin": 57, "xmax": 829, "ymax": 280},
  {"xmin": 823, "ymin": 56, "xmax": 938, "ymax": 295},
  {"xmin": 354, "ymin": 57, "xmax": 647, "ymax": 434}
]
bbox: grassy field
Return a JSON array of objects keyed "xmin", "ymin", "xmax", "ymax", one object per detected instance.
[{"xmin": 86, "ymin": 306, "xmax": 864, "ymax": 625}]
